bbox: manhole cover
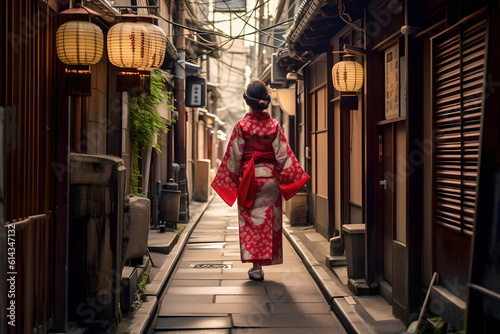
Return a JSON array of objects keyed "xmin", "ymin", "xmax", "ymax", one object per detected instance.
[{"xmin": 190, "ymin": 264, "xmax": 232, "ymax": 269}]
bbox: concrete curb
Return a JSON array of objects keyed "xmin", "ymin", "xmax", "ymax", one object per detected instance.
[
  {"xmin": 282, "ymin": 222, "xmax": 356, "ymax": 334},
  {"xmin": 116, "ymin": 195, "xmax": 215, "ymax": 334}
]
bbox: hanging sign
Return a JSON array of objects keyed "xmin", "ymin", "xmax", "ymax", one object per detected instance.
[{"xmin": 186, "ymin": 76, "xmax": 206, "ymax": 108}]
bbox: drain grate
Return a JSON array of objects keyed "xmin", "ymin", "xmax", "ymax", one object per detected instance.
[{"xmin": 190, "ymin": 263, "xmax": 233, "ymax": 269}]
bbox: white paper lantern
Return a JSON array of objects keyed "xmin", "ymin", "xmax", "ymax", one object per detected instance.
[
  {"xmin": 138, "ymin": 23, "xmax": 167, "ymax": 71},
  {"xmin": 108, "ymin": 22, "xmax": 148, "ymax": 69},
  {"xmin": 56, "ymin": 21, "xmax": 103, "ymax": 66},
  {"xmin": 332, "ymin": 57, "xmax": 364, "ymax": 92},
  {"xmin": 108, "ymin": 22, "xmax": 166, "ymax": 70}
]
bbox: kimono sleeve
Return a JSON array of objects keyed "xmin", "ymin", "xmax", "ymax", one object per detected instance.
[
  {"xmin": 211, "ymin": 123, "xmax": 245, "ymax": 206},
  {"xmin": 273, "ymin": 123, "xmax": 310, "ymax": 201}
]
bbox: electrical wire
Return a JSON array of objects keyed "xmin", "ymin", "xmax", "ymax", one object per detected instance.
[
  {"xmin": 221, "ymin": 0, "xmax": 285, "ymax": 44},
  {"xmin": 157, "ymin": 7, "xmax": 290, "ymax": 54},
  {"xmin": 194, "ymin": 1, "xmax": 227, "ymax": 36},
  {"xmin": 221, "ymin": 53, "xmax": 236, "ymax": 89},
  {"xmin": 260, "ymin": 17, "xmax": 294, "ymax": 32},
  {"xmin": 338, "ymin": 0, "xmax": 365, "ymax": 33},
  {"xmin": 185, "ymin": 0, "xmax": 274, "ymax": 62},
  {"xmin": 158, "ymin": 1, "xmax": 290, "ymax": 79},
  {"xmin": 156, "ymin": 12, "xmax": 228, "ymax": 37}
]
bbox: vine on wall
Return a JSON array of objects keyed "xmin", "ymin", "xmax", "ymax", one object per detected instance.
[{"xmin": 129, "ymin": 69, "xmax": 174, "ymax": 195}]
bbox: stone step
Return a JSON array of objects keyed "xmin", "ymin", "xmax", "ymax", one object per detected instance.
[
  {"xmin": 120, "ymin": 257, "xmax": 150, "ymax": 313},
  {"xmin": 148, "ymin": 231, "xmax": 179, "ymax": 254},
  {"xmin": 121, "ymin": 266, "xmax": 139, "ymax": 313},
  {"xmin": 326, "ymin": 255, "xmax": 347, "ymax": 268}
]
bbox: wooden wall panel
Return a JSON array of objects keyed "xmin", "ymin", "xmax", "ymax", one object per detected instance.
[{"xmin": 2, "ymin": 1, "xmax": 57, "ymax": 332}]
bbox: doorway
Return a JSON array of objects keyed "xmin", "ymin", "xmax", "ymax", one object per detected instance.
[{"xmin": 377, "ymin": 121, "xmax": 407, "ymax": 289}]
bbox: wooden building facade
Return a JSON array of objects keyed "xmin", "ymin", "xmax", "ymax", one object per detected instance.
[{"xmin": 276, "ymin": 0, "xmax": 500, "ymax": 330}]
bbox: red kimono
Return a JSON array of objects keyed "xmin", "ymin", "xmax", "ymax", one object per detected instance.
[{"xmin": 211, "ymin": 111, "xmax": 309, "ymax": 266}]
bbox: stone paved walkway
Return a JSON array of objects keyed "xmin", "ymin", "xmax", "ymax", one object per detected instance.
[{"xmin": 154, "ymin": 196, "xmax": 347, "ymax": 333}]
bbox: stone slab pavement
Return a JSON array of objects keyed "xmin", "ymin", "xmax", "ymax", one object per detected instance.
[{"xmin": 153, "ymin": 195, "xmax": 347, "ymax": 333}]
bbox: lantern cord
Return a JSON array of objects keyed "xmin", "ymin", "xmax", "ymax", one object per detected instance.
[{"xmin": 337, "ymin": 0, "xmax": 365, "ymax": 33}]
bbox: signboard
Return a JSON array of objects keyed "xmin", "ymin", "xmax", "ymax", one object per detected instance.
[
  {"xmin": 186, "ymin": 76, "xmax": 206, "ymax": 108},
  {"xmin": 399, "ymin": 55, "xmax": 406, "ymax": 117},
  {"xmin": 385, "ymin": 44, "xmax": 399, "ymax": 119},
  {"xmin": 214, "ymin": 0, "xmax": 246, "ymax": 12}
]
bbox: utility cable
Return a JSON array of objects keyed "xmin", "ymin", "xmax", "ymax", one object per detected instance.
[
  {"xmin": 156, "ymin": 12, "xmax": 228, "ymax": 37},
  {"xmin": 338, "ymin": 0, "xmax": 365, "ymax": 33},
  {"xmin": 221, "ymin": 0, "xmax": 285, "ymax": 44},
  {"xmin": 157, "ymin": 7, "xmax": 293, "ymax": 51},
  {"xmin": 185, "ymin": 0, "xmax": 258, "ymax": 62}
]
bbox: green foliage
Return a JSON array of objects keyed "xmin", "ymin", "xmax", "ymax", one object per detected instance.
[
  {"xmin": 129, "ymin": 69, "xmax": 175, "ymax": 195},
  {"xmin": 162, "ymin": 223, "xmax": 185, "ymax": 236},
  {"xmin": 417, "ymin": 317, "xmax": 464, "ymax": 334}
]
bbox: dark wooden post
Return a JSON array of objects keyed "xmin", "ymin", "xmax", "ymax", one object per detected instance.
[
  {"xmin": 174, "ymin": 0, "xmax": 189, "ymax": 222},
  {"xmin": 405, "ymin": 0, "xmax": 424, "ymax": 320}
]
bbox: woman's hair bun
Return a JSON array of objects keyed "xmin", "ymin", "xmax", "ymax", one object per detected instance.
[{"xmin": 244, "ymin": 80, "xmax": 270, "ymax": 110}]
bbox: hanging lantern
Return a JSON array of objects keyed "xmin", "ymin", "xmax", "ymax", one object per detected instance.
[
  {"xmin": 137, "ymin": 22, "xmax": 167, "ymax": 71},
  {"xmin": 107, "ymin": 22, "xmax": 150, "ymax": 69},
  {"xmin": 332, "ymin": 55, "xmax": 364, "ymax": 92},
  {"xmin": 108, "ymin": 21, "xmax": 166, "ymax": 95},
  {"xmin": 135, "ymin": 22, "xmax": 167, "ymax": 96},
  {"xmin": 56, "ymin": 7, "xmax": 103, "ymax": 96},
  {"xmin": 56, "ymin": 21, "xmax": 103, "ymax": 66},
  {"xmin": 332, "ymin": 54, "xmax": 364, "ymax": 110}
]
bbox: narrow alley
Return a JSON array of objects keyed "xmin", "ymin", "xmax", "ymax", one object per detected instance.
[
  {"xmin": 153, "ymin": 196, "xmax": 347, "ymax": 333},
  {"xmin": 3, "ymin": 1, "xmax": 500, "ymax": 333}
]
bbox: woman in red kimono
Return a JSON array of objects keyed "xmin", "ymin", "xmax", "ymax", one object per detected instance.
[{"xmin": 211, "ymin": 80, "xmax": 310, "ymax": 280}]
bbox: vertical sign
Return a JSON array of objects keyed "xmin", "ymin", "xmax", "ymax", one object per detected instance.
[
  {"xmin": 186, "ymin": 77, "xmax": 206, "ymax": 108},
  {"xmin": 385, "ymin": 44, "xmax": 399, "ymax": 119},
  {"xmin": 399, "ymin": 55, "xmax": 407, "ymax": 117},
  {"xmin": 191, "ymin": 83, "xmax": 201, "ymax": 106}
]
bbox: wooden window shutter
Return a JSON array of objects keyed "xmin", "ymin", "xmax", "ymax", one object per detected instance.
[{"xmin": 432, "ymin": 11, "xmax": 487, "ymax": 236}]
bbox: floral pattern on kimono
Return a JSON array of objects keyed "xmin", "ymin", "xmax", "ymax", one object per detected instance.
[{"xmin": 211, "ymin": 111, "xmax": 309, "ymax": 266}]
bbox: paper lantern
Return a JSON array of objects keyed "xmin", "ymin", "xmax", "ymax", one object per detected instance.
[
  {"xmin": 56, "ymin": 21, "xmax": 103, "ymax": 66},
  {"xmin": 107, "ymin": 22, "xmax": 148, "ymax": 69},
  {"xmin": 107, "ymin": 22, "xmax": 166, "ymax": 70},
  {"xmin": 332, "ymin": 56, "xmax": 364, "ymax": 92},
  {"xmin": 138, "ymin": 23, "xmax": 167, "ymax": 71}
]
